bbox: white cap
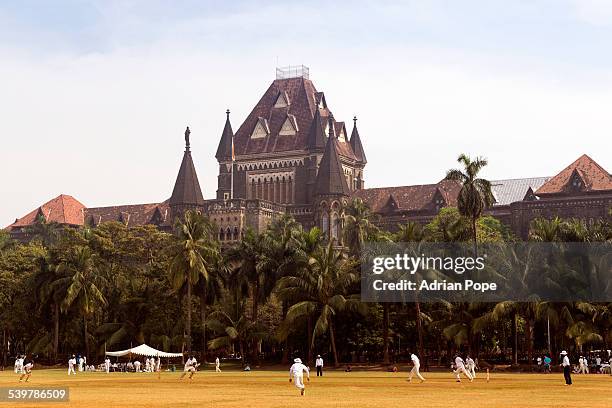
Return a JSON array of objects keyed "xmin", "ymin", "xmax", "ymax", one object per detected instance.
[
  {"xmin": 294, "ymin": 358, "xmax": 302, "ymax": 364},
  {"xmin": 560, "ymin": 350, "xmax": 567, "ymax": 355}
]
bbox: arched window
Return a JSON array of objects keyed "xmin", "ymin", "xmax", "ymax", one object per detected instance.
[
  {"xmin": 321, "ymin": 210, "xmax": 329, "ymax": 238},
  {"xmin": 233, "ymin": 226, "xmax": 239, "ymax": 240},
  {"xmin": 330, "ymin": 212, "xmax": 339, "ymax": 241},
  {"xmin": 226, "ymin": 227, "xmax": 232, "ymax": 241},
  {"xmin": 219, "ymin": 228, "xmax": 225, "ymax": 241}
]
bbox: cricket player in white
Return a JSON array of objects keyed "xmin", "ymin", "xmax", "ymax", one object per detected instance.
[
  {"xmin": 19, "ymin": 358, "xmax": 33, "ymax": 382},
  {"xmin": 156, "ymin": 357, "xmax": 161, "ymax": 372},
  {"xmin": 105, "ymin": 357, "xmax": 111, "ymax": 373},
  {"xmin": 289, "ymin": 358, "xmax": 310, "ymax": 396},
  {"xmin": 408, "ymin": 353, "xmax": 425, "ymax": 382},
  {"xmin": 134, "ymin": 360, "xmax": 141, "ymax": 372},
  {"xmin": 453, "ymin": 355, "xmax": 473, "ymax": 382},
  {"xmin": 180, "ymin": 356, "xmax": 198, "ymax": 380},
  {"xmin": 466, "ymin": 356, "xmax": 476, "ymax": 378},
  {"xmin": 68, "ymin": 355, "xmax": 77, "ymax": 375},
  {"xmin": 78, "ymin": 356, "xmax": 83, "ymax": 372},
  {"xmin": 215, "ymin": 356, "xmax": 221, "ymax": 373},
  {"xmin": 14, "ymin": 355, "xmax": 23, "ymax": 374}
]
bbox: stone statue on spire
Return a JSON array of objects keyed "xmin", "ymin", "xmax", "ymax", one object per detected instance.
[{"xmin": 185, "ymin": 126, "xmax": 191, "ymax": 151}]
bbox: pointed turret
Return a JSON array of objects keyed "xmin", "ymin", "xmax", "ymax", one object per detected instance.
[
  {"xmin": 350, "ymin": 116, "xmax": 367, "ymax": 164},
  {"xmin": 306, "ymin": 108, "xmax": 327, "ymax": 152},
  {"xmin": 169, "ymin": 127, "xmax": 205, "ymax": 211},
  {"xmin": 314, "ymin": 115, "xmax": 351, "ymax": 196},
  {"xmin": 215, "ymin": 109, "xmax": 234, "ymax": 161}
]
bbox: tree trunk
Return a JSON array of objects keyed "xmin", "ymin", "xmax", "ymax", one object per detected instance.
[
  {"xmin": 53, "ymin": 302, "xmax": 59, "ymax": 361},
  {"xmin": 83, "ymin": 316, "xmax": 89, "ymax": 360},
  {"xmin": 511, "ymin": 312, "xmax": 518, "ymax": 365},
  {"xmin": 472, "ymin": 216, "xmax": 478, "ymax": 257},
  {"xmin": 251, "ymin": 281, "xmax": 260, "ymax": 365},
  {"xmin": 527, "ymin": 317, "xmax": 534, "ymax": 371},
  {"xmin": 382, "ymin": 304, "xmax": 390, "ymax": 364},
  {"xmin": 201, "ymin": 287, "xmax": 207, "ymax": 363},
  {"xmin": 329, "ymin": 318, "xmax": 339, "ymax": 367},
  {"xmin": 307, "ymin": 315, "xmax": 313, "ymax": 364},
  {"xmin": 186, "ymin": 281, "xmax": 192, "ymax": 354},
  {"xmin": 416, "ymin": 299, "xmax": 425, "ymax": 361}
]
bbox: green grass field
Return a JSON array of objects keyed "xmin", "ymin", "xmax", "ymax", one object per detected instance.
[{"xmin": 1, "ymin": 368, "xmax": 611, "ymax": 408}]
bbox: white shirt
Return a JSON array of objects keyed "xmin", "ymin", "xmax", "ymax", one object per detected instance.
[
  {"xmin": 595, "ymin": 357, "xmax": 601, "ymax": 365},
  {"xmin": 185, "ymin": 357, "xmax": 197, "ymax": 370},
  {"xmin": 537, "ymin": 357, "xmax": 542, "ymax": 364},
  {"xmin": 290, "ymin": 363, "xmax": 310, "ymax": 378},
  {"xmin": 215, "ymin": 357, "xmax": 220, "ymax": 366},
  {"xmin": 466, "ymin": 357, "xmax": 475, "ymax": 367},
  {"xmin": 454, "ymin": 356, "xmax": 465, "ymax": 369},
  {"xmin": 68, "ymin": 358, "xmax": 76, "ymax": 367},
  {"xmin": 105, "ymin": 358, "xmax": 110, "ymax": 365},
  {"xmin": 411, "ymin": 354, "xmax": 420, "ymax": 366},
  {"xmin": 562, "ymin": 356, "xmax": 570, "ymax": 367},
  {"xmin": 316, "ymin": 358, "xmax": 323, "ymax": 367}
]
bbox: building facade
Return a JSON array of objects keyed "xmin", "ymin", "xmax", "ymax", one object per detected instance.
[{"xmin": 6, "ymin": 67, "xmax": 612, "ymax": 241}]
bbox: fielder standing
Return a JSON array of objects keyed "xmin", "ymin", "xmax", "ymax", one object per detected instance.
[
  {"xmin": 105, "ymin": 357, "xmax": 111, "ymax": 373},
  {"xmin": 289, "ymin": 358, "xmax": 310, "ymax": 396},
  {"xmin": 215, "ymin": 356, "xmax": 221, "ymax": 373},
  {"xmin": 408, "ymin": 352, "xmax": 425, "ymax": 383},
  {"xmin": 315, "ymin": 355, "xmax": 323, "ymax": 377},
  {"xmin": 561, "ymin": 351, "xmax": 572, "ymax": 385},
  {"xmin": 68, "ymin": 355, "xmax": 77, "ymax": 375}
]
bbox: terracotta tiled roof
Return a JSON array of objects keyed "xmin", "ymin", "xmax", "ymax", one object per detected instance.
[
  {"xmin": 7, "ymin": 194, "xmax": 86, "ymax": 229},
  {"xmin": 85, "ymin": 201, "xmax": 170, "ymax": 227},
  {"xmin": 352, "ymin": 180, "xmax": 461, "ymax": 214},
  {"xmin": 535, "ymin": 154, "xmax": 612, "ymax": 195},
  {"xmin": 233, "ymin": 76, "xmax": 357, "ymax": 160}
]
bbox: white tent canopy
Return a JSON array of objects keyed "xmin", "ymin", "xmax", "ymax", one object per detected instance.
[{"xmin": 105, "ymin": 344, "xmax": 183, "ymax": 358}]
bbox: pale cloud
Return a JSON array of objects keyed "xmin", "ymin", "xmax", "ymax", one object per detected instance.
[
  {"xmin": 572, "ymin": 0, "xmax": 612, "ymax": 26},
  {"xmin": 1, "ymin": 1, "xmax": 611, "ymax": 227}
]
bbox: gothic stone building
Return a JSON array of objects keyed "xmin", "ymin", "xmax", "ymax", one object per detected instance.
[{"xmin": 6, "ymin": 67, "xmax": 612, "ymax": 241}]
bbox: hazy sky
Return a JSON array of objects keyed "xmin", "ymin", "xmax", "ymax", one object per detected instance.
[{"xmin": 2, "ymin": 0, "xmax": 612, "ymax": 227}]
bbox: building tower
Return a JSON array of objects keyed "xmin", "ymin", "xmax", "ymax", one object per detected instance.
[
  {"xmin": 215, "ymin": 109, "xmax": 234, "ymax": 200},
  {"xmin": 313, "ymin": 114, "xmax": 351, "ymax": 242},
  {"xmin": 169, "ymin": 126, "xmax": 205, "ymax": 221}
]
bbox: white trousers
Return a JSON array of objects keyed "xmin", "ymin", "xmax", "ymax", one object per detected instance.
[
  {"xmin": 579, "ymin": 364, "xmax": 589, "ymax": 374},
  {"xmin": 105, "ymin": 364, "xmax": 110, "ymax": 373},
  {"xmin": 293, "ymin": 374, "xmax": 305, "ymax": 390},
  {"xmin": 468, "ymin": 365, "xmax": 476, "ymax": 378},
  {"xmin": 454, "ymin": 366, "xmax": 473, "ymax": 381},
  {"xmin": 68, "ymin": 366, "xmax": 76, "ymax": 375},
  {"xmin": 409, "ymin": 364, "xmax": 425, "ymax": 381},
  {"xmin": 216, "ymin": 365, "xmax": 221, "ymax": 372}
]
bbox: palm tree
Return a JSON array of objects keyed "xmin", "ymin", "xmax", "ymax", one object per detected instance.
[
  {"xmin": 343, "ymin": 198, "xmax": 380, "ymax": 258},
  {"xmin": 444, "ymin": 154, "xmax": 494, "ymax": 255},
  {"xmin": 56, "ymin": 245, "xmax": 107, "ymax": 359},
  {"xmin": 33, "ymin": 255, "xmax": 68, "ymax": 361},
  {"xmin": 167, "ymin": 210, "xmax": 218, "ymax": 354},
  {"xmin": 529, "ymin": 217, "xmax": 564, "ymax": 242},
  {"xmin": 277, "ymin": 240, "xmax": 364, "ymax": 366},
  {"xmin": 195, "ymin": 256, "xmax": 226, "ymax": 362}
]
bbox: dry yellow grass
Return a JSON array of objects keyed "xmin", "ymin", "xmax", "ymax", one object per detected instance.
[{"xmin": 1, "ymin": 368, "xmax": 611, "ymax": 408}]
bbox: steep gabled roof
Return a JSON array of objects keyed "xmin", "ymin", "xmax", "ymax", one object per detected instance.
[
  {"xmin": 535, "ymin": 154, "xmax": 612, "ymax": 195},
  {"xmin": 215, "ymin": 110, "xmax": 234, "ymax": 161},
  {"xmin": 85, "ymin": 202, "xmax": 170, "ymax": 227},
  {"xmin": 306, "ymin": 108, "xmax": 327, "ymax": 151},
  {"xmin": 351, "ymin": 180, "xmax": 461, "ymax": 213},
  {"xmin": 349, "ymin": 117, "xmax": 367, "ymax": 164},
  {"xmin": 169, "ymin": 149, "xmax": 205, "ymax": 207},
  {"xmin": 314, "ymin": 118, "xmax": 351, "ymax": 196},
  {"xmin": 7, "ymin": 194, "xmax": 86, "ymax": 229}
]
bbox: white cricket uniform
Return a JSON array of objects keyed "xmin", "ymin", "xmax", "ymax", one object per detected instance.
[
  {"xmin": 134, "ymin": 361, "xmax": 141, "ymax": 372},
  {"xmin": 14, "ymin": 358, "xmax": 23, "ymax": 374},
  {"xmin": 105, "ymin": 358, "xmax": 111, "ymax": 373},
  {"xmin": 453, "ymin": 356, "xmax": 473, "ymax": 381},
  {"xmin": 68, "ymin": 358, "xmax": 76, "ymax": 375},
  {"xmin": 409, "ymin": 353, "xmax": 425, "ymax": 381},
  {"xmin": 184, "ymin": 357, "xmax": 197, "ymax": 372},
  {"xmin": 78, "ymin": 357, "xmax": 83, "ymax": 372},
  {"xmin": 466, "ymin": 357, "xmax": 476, "ymax": 377},
  {"xmin": 156, "ymin": 357, "xmax": 161, "ymax": 372},
  {"xmin": 289, "ymin": 363, "xmax": 310, "ymax": 390},
  {"xmin": 215, "ymin": 357, "xmax": 221, "ymax": 372}
]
